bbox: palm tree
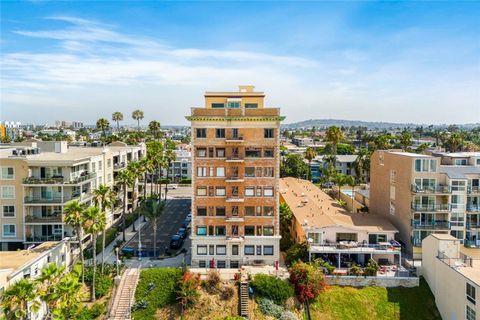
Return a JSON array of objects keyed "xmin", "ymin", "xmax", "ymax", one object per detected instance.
[
  {"xmin": 82, "ymin": 206, "xmax": 106, "ymax": 302},
  {"xmin": 50, "ymin": 275, "xmax": 83, "ymax": 319},
  {"xmin": 116, "ymin": 170, "xmax": 133, "ymax": 241},
  {"xmin": 0, "ymin": 278, "xmax": 40, "ymax": 320},
  {"xmin": 397, "ymin": 130, "xmax": 413, "ymax": 152},
  {"xmin": 148, "ymin": 120, "xmax": 161, "ymax": 141},
  {"xmin": 127, "ymin": 161, "xmax": 142, "ymax": 213},
  {"xmin": 146, "ymin": 141, "xmax": 164, "ymax": 197},
  {"xmin": 64, "ymin": 201, "xmax": 86, "ymax": 284},
  {"xmin": 92, "ymin": 184, "xmax": 115, "ymax": 274},
  {"xmin": 140, "ymin": 158, "xmax": 153, "ymax": 200},
  {"xmin": 96, "ymin": 118, "xmax": 110, "ymax": 139},
  {"xmin": 447, "ymin": 132, "xmax": 463, "ymax": 152},
  {"xmin": 138, "ymin": 197, "xmax": 165, "ymax": 257},
  {"xmin": 325, "ymin": 126, "xmax": 344, "ymax": 167},
  {"xmin": 132, "ymin": 109, "xmax": 144, "ymax": 133},
  {"xmin": 353, "ymin": 148, "xmax": 370, "ymax": 183},
  {"xmin": 345, "ymin": 175, "xmax": 356, "ymax": 212},
  {"xmin": 112, "ymin": 112, "xmax": 124, "ymax": 131},
  {"xmin": 334, "ymin": 174, "xmax": 348, "ymax": 200},
  {"xmin": 163, "ymin": 140, "xmax": 176, "ymax": 200},
  {"xmin": 36, "ymin": 263, "xmax": 65, "ymax": 318},
  {"xmin": 304, "ymin": 147, "xmax": 316, "ymax": 181},
  {"xmin": 373, "ymin": 134, "xmax": 392, "ymax": 150}
]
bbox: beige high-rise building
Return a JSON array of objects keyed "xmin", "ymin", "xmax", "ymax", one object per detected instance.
[
  {"xmin": 370, "ymin": 151, "xmax": 480, "ymax": 259},
  {"xmin": 0, "ymin": 140, "xmax": 145, "ymax": 250},
  {"xmin": 187, "ymin": 86, "xmax": 284, "ymax": 268}
]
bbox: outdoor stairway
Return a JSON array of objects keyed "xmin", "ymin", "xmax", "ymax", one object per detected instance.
[
  {"xmin": 239, "ymin": 281, "xmax": 249, "ymax": 319},
  {"xmin": 108, "ymin": 268, "xmax": 140, "ymax": 320}
]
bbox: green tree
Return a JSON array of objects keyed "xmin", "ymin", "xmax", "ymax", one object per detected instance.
[
  {"xmin": 148, "ymin": 120, "xmax": 161, "ymax": 141},
  {"xmin": 112, "ymin": 112, "xmax": 124, "ymax": 131},
  {"xmin": 36, "ymin": 263, "xmax": 65, "ymax": 318},
  {"xmin": 132, "ymin": 109, "xmax": 144, "ymax": 133},
  {"xmin": 163, "ymin": 140, "xmax": 176, "ymax": 199},
  {"xmin": 334, "ymin": 173, "xmax": 348, "ymax": 199},
  {"xmin": 127, "ymin": 161, "xmax": 143, "ymax": 214},
  {"xmin": 304, "ymin": 147, "xmax": 317, "ymax": 181},
  {"xmin": 116, "ymin": 170, "xmax": 133, "ymax": 241},
  {"xmin": 93, "ymin": 184, "xmax": 116, "ymax": 274},
  {"xmin": 281, "ymin": 154, "xmax": 309, "ymax": 179},
  {"xmin": 96, "ymin": 118, "xmax": 110, "ymax": 139},
  {"xmin": 146, "ymin": 141, "xmax": 165, "ymax": 197},
  {"xmin": 83, "ymin": 206, "xmax": 106, "ymax": 302},
  {"xmin": 353, "ymin": 148, "xmax": 370, "ymax": 183},
  {"xmin": 0, "ymin": 279, "xmax": 40, "ymax": 320},
  {"xmin": 397, "ymin": 130, "xmax": 413, "ymax": 152},
  {"xmin": 447, "ymin": 132, "xmax": 463, "ymax": 152},
  {"xmin": 325, "ymin": 126, "xmax": 344, "ymax": 166},
  {"xmin": 50, "ymin": 275, "xmax": 84, "ymax": 319},
  {"xmin": 138, "ymin": 197, "xmax": 165, "ymax": 257},
  {"xmin": 64, "ymin": 201, "xmax": 87, "ymax": 284}
]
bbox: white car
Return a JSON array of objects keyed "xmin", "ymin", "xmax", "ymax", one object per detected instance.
[{"xmin": 167, "ymin": 184, "xmax": 178, "ymax": 190}]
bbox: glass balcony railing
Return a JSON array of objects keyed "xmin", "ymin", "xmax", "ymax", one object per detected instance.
[
  {"xmin": 23, "ymin": 172, "xmax": 96, "ymax": 184},
  {"xmin": 410, "ymin": 203, "xmax": 450, "ymax": 212},
  {"xmin": 467, "ymin": 186, "xmax": 480, "ymax": 194},
  {"xmin": 466, "ymin": 222, "xmax": 480, "ymax": 229},
  {"xmin": 25, "ymin": 234, "xmax": 64, "ymax": 242},
  {"xmin": 411, "ymin": 220, "xmax": 450, "ymax": 229},
  {"xmin": 411, "ymin": 184, "xmax": 451, "ymax": 193},
  {"xmin": 466, "ymin": 205, "xmax": 480, "ymax": 212},
  {"xmin": 24, "ymin": 192, "xmax": 90, "ymax": 204},
  {"xmin": 25, "ymin": 215, "xmax": 62, "ymax": 223}
]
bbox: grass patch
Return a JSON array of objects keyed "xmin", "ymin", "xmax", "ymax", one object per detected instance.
[
  {"xmin": 132, "ymin": 268, "xmax": 183, "ymax": 320},
  {"xmin": 311, "ymin": 278, "xmax": 441, "ymax": 320}
]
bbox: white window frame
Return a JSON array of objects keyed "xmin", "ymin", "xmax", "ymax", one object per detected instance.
[
  {"xmin": 466, "ymin": 305, "xmax": 476, "ymax": 320},
  {"xmin": 245, "ymin": 187, "xmax": 255, "ymax": 197},
  {"xmin": 0, "ymin": 186, "xmax": 15, "ymax": 199},
  {"xmin": 197, "ymin": 187, "xmax": 207, "ymax": 196},
  {"xmin": 197, "ymin": 245, "xmax": 207, "ymax": 255},
  {"xmin": 197, "ymin": 167, "xmax": 207, "ymax": 177},
  {"xmin": 216, "ymin": 167, "xmax": 225, "ymax": 177},
  {"xmin": 263, "ymin": 187, "xmax": 274, "ymax": 197},
  {"xmin": 0, "ymin": 167, "xmax": 15, "ymax": 180},
  {"xmin": 2, "ymin": 224, "xmax": 16, "ymax": 237},
  {"xmin": 467, "ymin": 282, "xmax": 476, "ymax": 304},
  {"xmin": 2, "ymin": 205, "xmax": 15, "ymax": 218},
  {"xmin": 215, "ymin": 187, "xmax": 226, "ymax": 197}
]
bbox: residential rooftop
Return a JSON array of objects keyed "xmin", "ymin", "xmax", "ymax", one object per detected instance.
[{"xmin": 0, "ymin": 242, "xmax": 59, "ymax": 271}]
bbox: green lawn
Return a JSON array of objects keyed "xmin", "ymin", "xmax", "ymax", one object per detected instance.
[{"xmin": 311, "ymin": 278, "xmax": 441, "ymax": 320}]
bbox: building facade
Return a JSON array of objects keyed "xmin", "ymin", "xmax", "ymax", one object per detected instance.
[
  {"xmin": 162, "ymin": 149, "xmax": 192, "ymax": 182},
  {"xmin": 370, "ymin": 151, "xmax": 480, "ymax": 259},
  {"xmin": 187, "ymin": 86, "xmax": 284, "ymax": 268},
  {"xmin": 310, "ymin": 154, "xmax": 359, "ymax": 182}
]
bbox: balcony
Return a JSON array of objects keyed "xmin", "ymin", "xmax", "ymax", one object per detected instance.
[
  {"xmin": 225, "ymin": 136, "xmax": 244, "ymax": 143},
  {"xmin": 411, "ymin": 220, "xmax": 450, "ymax": 230},
  {"xmin": 225, "ymin": 216, "xmax": 244, "ymax": 222},
  {"xmin": 113, "ymin": 162, "xmax": 126, "ymax": 171},
  {"xmin": 467, "ymin": 186, "xmax": 480, "ymax": 194},
  {"xmin": 226, "ymin": 196, "xmax": 244, "ymax": 203},
  {"xmin": 310, "ymin": 241, "xmax": 402, "ymax": 254},
  {"xmin": 226, "ymin": 156, "xmax": 244, "ymax": 163},
  {"xmin": 466, "ymin": 222, "xmax": 480, "ymax": 229},
  {"xmin": 25, "ymin": 215, "xmax": 62, "ymax": 223},
  {"xmin": 411, "ymin": 203, "xmax": 450, "ymax": 212},
  {"xmin": 467, "ymin": 205, "xmax": 480, "ymax": 212},
  {"xmin": 23, "ymin": 172, "xmax": 96, "ymax": 185},
  {"xmin": 464, "ymin": 240, "xmax": 480, "ymax": 248},
  {"xmin": 226, "ymin": 236, "xmax": 245, "ymax": 242},
  {"xmin": 190, "ymin": 107, "xmax": 280, "ymax": 117},
  {"xmin": 25, "ymin": 234, "xmax": 64, "ymax": 242},
  {"xmin": 411, "ymin": 184, "xmax": 451, "ymax": 194},
  {"xmin": 24, "ymin": 192, "xmax": 90, "ymax": 204},
  {"xmin": 225, "ymin": 176, "xmax": 244, "ymax": 183}
]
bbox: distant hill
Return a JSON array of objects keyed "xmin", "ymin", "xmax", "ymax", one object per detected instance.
[{"xmin": 282, "ymin": 119, "xmax": 480, "ymax": 130}]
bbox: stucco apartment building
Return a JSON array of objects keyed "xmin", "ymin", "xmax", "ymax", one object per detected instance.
[
  {"xmin": 0, "ymin": 140, "xmax": 145, "ymax": 250},
  {"xmin": 370, "ymin": 151, "xmax": 480, "ymax": 259},
  {"xmin": 187, "ymin": 85, "xmax": 284, "ymax": 268},
  {"xmin": 422, "ymin": 234, "xmax": 479, "ymax": 320}
]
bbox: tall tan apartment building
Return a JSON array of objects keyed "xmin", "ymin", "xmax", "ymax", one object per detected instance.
[
  {"xmin": 187, "ymin": 86, "xmax": 284, "ymax": 268},
  {"xmin": 370, "ymin": 151, "xmax": 480, "ymax": 259},
  {"xmin": 0, "ymin": 140, "xmax": 145, "ymax": 250}
]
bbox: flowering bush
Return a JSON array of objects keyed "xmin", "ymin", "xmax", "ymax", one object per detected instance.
[
  {"xmin": 177, "ymin": 271, "xmax": 201, "ymax": 312},
  {"xmin": 279, "ymin": 310, "xmax": 299, "ymax": 320},
  {"xmin": 204, "ymin": 269, "xmax": 221, "ymax": 293},
  {"xmin": 250, "ymin": 274, "xmax": 294, "ymax": 305},
  {"xmin": 258, "ymin": 297, "xmax": 284, "ymax": 318},
  {"xmin": 288, "ymin": 261, "xmax": 326, "ymax": 303}
]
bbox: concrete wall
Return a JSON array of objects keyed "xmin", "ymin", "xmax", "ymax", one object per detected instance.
[{"xmin": 325, "ymin": 275, "xmax": 419, "ymax": 287}]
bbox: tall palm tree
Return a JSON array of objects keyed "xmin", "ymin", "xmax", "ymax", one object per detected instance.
[
  {"xmin": 304, "ymin": 147, "xmax": 316, "ymax": 181},
  {"xmin": 96, "ymin": 118, "xmax": 110, "ymax": 139},
  {"xmin": 116, "ymin": 170, "xmax": 133, "ymax": 241},
  {"xmin": 148, "ymin": 120, "xmax": 161, "ymax": 141},
  {"xmin": 36, "ymin": 263, "xmax": 65, "ymax": 318},
  {"xmin": 93, "ymin": 184, "xmax": 115, "ymax": 274},
  {"xmin": 132, "ymin": 109, "xmax": 144, "ymax": 133},
  {"xmin": 0, "ymin": 278, "xmax": 40, "ymax": 320},
  {"xmin": 112, "ymin": 112, "xmax": 124, "ymax": 131},
  {"xmin": 138, "ymin": 197, "xmax": 165, "ymax": 257},
  {"xmin": 447, "ymin": 132, "xmax": 463, "ymax": 152},
  {"xmin": 82, "ymin": 206, "xmax": 106, "ymax": 302},
  {"xmin": 146, "ymin": 141, "xmax": 164, "ymax": 197},
  {"xmin": 140, "ymin": 158, "xmax": 153, "ymax": 200},
  {"xmin": 374, "ymin": 134, "xmax": 392, "ymax": 150},
  {"xmin": 50, "ymin": 275, "xmax": 84, "ymax": 319},
  {"xmin": 397, "ymin": 130, "xmax": 413, "ymax": 152},
  {"xmin": 163, "ymin": 141, "xmax": 176, "ymax": 200},
  {"xmin": 353, "ymin": 148, "xmax": 370, "ymax": 183},
  {"xmin": 64, "ymin": 201, "xmax": 86, "ymax": 284},
  {"xmin": 127, "ymin": 161, "xmax": 142, "ymax": 212},
  {"xmin": 325, "ymin": 126, "xmax": 344, "ymax": 167},
  {"xmin": 334, "ymin": 174, "xmax": 348, "ymax": 200}
]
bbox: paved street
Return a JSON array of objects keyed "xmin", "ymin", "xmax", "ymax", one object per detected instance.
[{"xmin": 123, "ymin": 198, "xmax": 191, "ymax": 257}]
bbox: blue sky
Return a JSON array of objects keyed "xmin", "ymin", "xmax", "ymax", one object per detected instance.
[{"xmin": 1, "ymin": 1, "xmax": 479, "ymax": 125}]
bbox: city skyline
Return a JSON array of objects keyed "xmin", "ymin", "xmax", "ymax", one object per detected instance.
[{"xmin": 1, "ymin": 1, "xmax": 479, "ymax": 125}]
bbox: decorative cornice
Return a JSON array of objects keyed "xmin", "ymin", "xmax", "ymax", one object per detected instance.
[{"xmin": 185, "ymin": 116, "xmax": 286, "ymax": 122}]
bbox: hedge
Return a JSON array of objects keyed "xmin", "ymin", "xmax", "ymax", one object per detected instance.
[{"xmin": 251, "ymin": 274, "xmax": 294, "ymax": 305}]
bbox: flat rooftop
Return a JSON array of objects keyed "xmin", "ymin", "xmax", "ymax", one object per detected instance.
[
  {"xmin": 388, "ymin": 151, "xmax": 433, "ymax": 158},
  {"xmin": 0, "ymin": 242, "xmax": 59, "ymax": 270},
  {"xmin": 279, "ymin": 177, "xmax": 397, "ymax": 232}
]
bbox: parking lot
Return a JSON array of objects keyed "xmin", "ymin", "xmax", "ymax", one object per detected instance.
[{"xmin": 123, "ymin": 198, "xmax": 191, "ymax": 257}]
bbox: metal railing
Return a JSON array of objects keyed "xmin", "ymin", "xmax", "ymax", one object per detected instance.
[
  {"xmin": 411, "ymin": 220, "xmax": 450, "ymax": 229},
  {"xmin": 411, "ymin": 184, "xmax": 451, "ymax": 193},
  {"xmin": 467, "ymin": 186, "xmax": 480, "ymax": 194},
  {"xmin": 23, "ymin": 172, "xmax": 96, "ymax": 184},
  {"xmin": 466, "ymin": 222, "xmax": 480, "ymax": 229},
  {"xmin": 25, "ymin": 215, "xmax": 62, "ymax": 223},
  {"xmin": 467, "ymin": 205, "xmax": 480, "ymax": 212},
  {"xmin": 25, "ymin": 234, "xmax": 64, "ymax": 242},
  {"xmin": 311, "ymin": 241, "xmax": 402, "ymax": 252},
  {"xmin": 411, "ymin": 203, "xmax": 450, "ymax": 212},
  {"xmin": 226, "ymin": 136, "xmax": 244, "ymax": 141}
]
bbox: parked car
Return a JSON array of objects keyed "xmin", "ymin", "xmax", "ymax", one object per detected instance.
[
  {"xmin": 182, "ymin": 219, "xmax": 191, "ymax": 229},
  {"xmin": 167, "ymin": 184, "xmax": 178, "ymax": 190},
  {"xmin": 169, "ymin": 234, "xmax": 183, "ymax": 249},
  {"xmin": 177, "ymin": 227, "xmax": 187, "ymax": 239},
  {"xmin": 186, "ymin": 213, "xmax": 192, "ymax": 220},
  {"xmin": 321, "ymin": 181, "xmax": 335, "ymax": 189}
]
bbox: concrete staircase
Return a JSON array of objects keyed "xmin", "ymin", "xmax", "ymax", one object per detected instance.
[
  {"xmin": 108, "ymin": 268, "xmax": 140, "ymax": 320},
  {"xmin": 239, "ymin": 281, "xmax": 249, "ymax": 319}
]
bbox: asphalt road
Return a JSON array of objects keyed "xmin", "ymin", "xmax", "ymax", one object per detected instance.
[{"xmin": 123, "ymin": 198, "xmax": 191, "ymax": 257}]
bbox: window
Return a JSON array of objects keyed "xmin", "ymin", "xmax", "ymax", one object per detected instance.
[
  {"xmin": 232, "ymin": 225, "xmax": 239, "ymax": 235},
  {"xmin": 2, "ymin": 206, "xmax": 15, "ymax": 217},
  {"xmin": 212, "ymin": 103, "xmax": 225, "ymax": 108},
  {"xmin": 196, "ymin": 128, "xmax": 207, "ymax": 138},
  {"xmin": 197, "ymin": 226, "xmax": 207, "ymax": 236},
  {"xmin": 256, "ymin": 225, "xmax": 262, "ymax": 236},
  {"xmin": 216, "ymin": 245, "xmax": 226, "ymax": 255},
  {"xmin": 263, "ymin": 226, "xmax": 274, "ymax": 236},
  {"xmin": 216, "ymin": 128, "xmax": 225, "ymax": 138},
  {"xmin": 245, "ymin": 187, "xmax": 255, "ymax": 197},
  {"xmin": 256, "ymin": 186, "xmax": 262, "ymax": 197},
  {"xmin": 209, "ymin": 148, "xmax": 214, "ymax": 158},
  {"xmin": 197, "ymin": 167, "xmax": 207, "ymax": 177},
  {"xmin": 0, "ymin": 167, "xmax": 14, "ymax": 180},
  {"xmin": 264, "ymin": 128, "xmax": 274, "ymax": 138},
  {"xmin": 264, "ymin": 206, "xmax": 274, "ymax": 216},
  {"xmin": 455, "ymin": 159, "xmax": 468, "ymax": 166},
  {"xmin": 256, "ymin": 167, "xmax": 263, "ymax": 177},
  {"xmin": 245, "ymin": 103, "xmax": 258, "ymax": 109},
  {"xmin": 0, "ymin": 186, "xmax": 15, "ymax": 199},
  {"xmin": 209, "ymin": 245, "xmax": 214, "ymax": 255},
  {"xmin": 466, "ymin": 305, "xmax": 476, "ymax": 320},
  {"xmin": 414, "ymin": 159, "xmax": 437, "ymax": 172},
  {"xmin": 245, "ymin": 167, "xmax": 255, "ymax": 177},
  {"xmin": 245, "ymin": 226, "xmax": 255, "ymax": 236},
  {"xmin": 232, "ymin": 245, "xmax": 239, "ymax": 255},
  {"xmin": 368, "ymin": 234, "xmax": 387, "ymax": 244},
  {"xmin": 2, "ymin": 224, "xmax": 16, "ymax": 237},
  {"xmin": 216, "ymin": 207, "xmax": 226, "ymax": 216},
  {"xmin": 199, "ymin": 260, "xmax": 206, "ymax": 268},
  {"xmin": 107, "ymin": 174, "xmax": 112, "ymax": 183},
  {"xmin": 263, "ymin": 246, "xmax": 274, "ymax": 255},
  {"xmin": 197, "ymin": 148, "xmax": 207, "ymax": 158},
  {"xmin": 227, "ymin": 101, "xmax": 241, "ymax": 108},
  {"xmin": 216, "ymin": 167, "xmax": 225, "ymax": 177},
  {"xmin": 98, "ymin": 161, "xmax": 102, "ymax": 170},
  {"xmin": 217, "ymin": 260, "xmax": 226, "ymax": 268},
  {"xmin": 256, "ymin": 245, "xmax": 262, "ymax": 255},
  {"xmin": 197, "ymin": 245, "xmax": 207, "ymax": 255},
  {"xmin": 216, "ymin": 148, "xmax": 225, "ymax": 158},
  {"xmin": 245, "ymin": 148, "xmax": 261, "ymax": 158},
  {"xmin": 197, "ymin": 187, "xmax": 207, "ymax": 196},
  {"xmin": 107, "ymin": 159, "xmax": 112, "ymax": 168},
  {"xmin": 230, "ymin": 260, "xmax": 239, "ymax": 268},
  {"xmin": 215, "ymin": 226, "xmax": 226, "ymax": 236},
  {"xmin": 215, "ymin": 187, "xmax": 226, "ymax": 197},
  {"xmin": 244, "ymin": 245, "xmax": 255, "ymax": 255},
  {"xmin": 263, "ymin": 149, "xmax": 274, "ymax": 158},
  {"xmin": 256, "ymin": 206, "xmax": 262, "ymax": 216},
  {"xmin": 264, "ymin": 167, "xmax": 274, "ymax": 177},
  {"xmin": 197, "ymin": 207, "xmax": 207, "ymax": 217},
  {"xmin": 467, "ymin": 283, "xmax": 476, "ymax": 304},
  {"xmin": 263, "ymin": 187, "xmax": 274, "ymax": 197},
  {"xmin": 245, "ymin": 207, "xmax": 255, "ymax": 216}
]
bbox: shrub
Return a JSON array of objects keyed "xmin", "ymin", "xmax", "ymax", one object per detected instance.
[
  {"xmin": 204, "ymin": 270, "xmax": 221, "ymax": 293},
  {"xmin": 364, "ymin": 259, "xmax": 379, "ymax": 276},
  {"xmin": 258, "ymin": 297, "xmax": 284, "ymax": 318},
  {"xmin": 313, "ymin": 259, "xmax": 335, "ymax": 275},
  {"xmin": 220, "ymin": 285, "xmax": 235, "ymax": 300},
  {"xmin": 280, "ymin": 234, "xmax": 295, "ymax": 251},
  {"xmin": 217, "ymin": 317, "xmax": 245, "ymax": 320},
  {"xmin": 349, "ymin": 264, "xmax": 362, "ymax": 276},
  {"xmin": 179, "ymin": 179, "xmax": 191, "ymax": 184},
  {"xmin": 251, "ymin": 274, "xmax": 294, "ymax": 305},
  {"xmin": 77, "ymin": 303, "xmax": 105, "ymax": 320},
  {"xmin": 289, "ymin": 261, "xmax": 326, "ymax": 303},
  {"xmin": 177, "ymin": 271, "xmax": 201, "ymax": 312},
  {"xmin": 285, "ymin": 242, "xmax": 309, "ymax": 266},
  {"xmin": 83, "ymin": 267, "xmax": 114, "ymax": 298},
  {"xmin": 279, "ymin": 311, "xmax": 299, "ymax": 320}
]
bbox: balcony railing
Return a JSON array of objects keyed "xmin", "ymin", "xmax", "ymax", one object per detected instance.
[
  {"xmin": 411, "ymin": 184, "xmax": 451, "ymax": 193},
  {"xmin": 464, "ymin": 240, "xmax": 480, "ymax": 248},
  {"xmin": 24, "ymin": 192, "xmax": 89, "ymax": 204},
  {"xmin": 411, "ymin": 203, "xmax": 450, "ymax": 212},
  {"xmin": 225, "ymin": 176, "xmax": 244, "ymax": 182},
  {"xmin": 25, "ymin": 234, "xmax": 64, "ymax": 242},
  {"xmin": 467, "ymin": 186, "xmax": 480, "ymax": 194},
  {"xmin": 310, "ymin": 241, "xmax": 402, "ymax": 252},
  {"xmin": 411, "ymin": 220, "xmax": 450, "ymax": 230},
  {"xmin": 226, "ymin": 196, "xmax": 244, "ymax": 202},
  {"xmin": 225, "ymin": 136, "xmax": 244, "ymax": 142},
  {"xmin": 114, "ymin": 162, "xmax": 126, "ymax": 170},
  {"xmin": 23, "ymin": 172, "xmax": 96, "ymax": 185},
  {"xmin": 467, "ymin": 205, "xmax": 480, "ymax": 212},
  {"xmin": 466, "ymin": 222, "xmax": 480, "ymax": 229},
  {"xmin": 226, "ymin": 155, "xmax": 245, "ymax": 161},
  {"xmin": 25, "ymin": 215, "xmax": 62, "ymax": 223}
]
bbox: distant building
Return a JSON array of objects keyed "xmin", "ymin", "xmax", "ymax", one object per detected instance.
[
  {"xmin": 162, "ymin": 149, "xmax": 192, "ymax": 182},
  {"xmin": 422, "ymin": 234, "xmax": 479, "ymax": 320},
  {"xmin": 72, "ymin": 121, "xmax": 84, "ymax": 129},
  {"xmin": 292, "ymin": 136, "xmax": 314, "ymax": 147},
  {"xmin": 310, "ymin": 154, "xmax": 359, "ymax": 182},
  {"xmin": 0, "ymin": 121, "xmax": 22, "ymax": 141}
]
